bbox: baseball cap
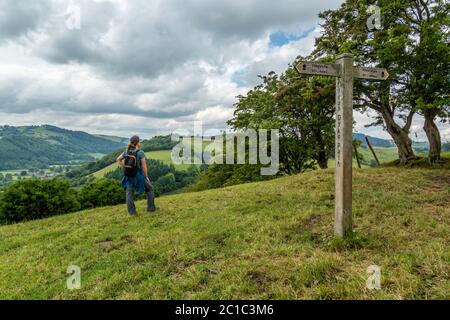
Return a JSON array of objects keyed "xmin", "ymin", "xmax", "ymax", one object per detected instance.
[{"xmin": 130, "ymin": 135, "xmax": 140, "ymax": 144}]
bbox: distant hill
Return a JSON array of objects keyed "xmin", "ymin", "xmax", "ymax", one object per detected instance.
[
  {"xmin": 94, "ymin": 134, "xmax": 128, "ymax": 145},
  {"xmin": 0, "ymin": 125, "xmax": 127, "ymax": 170},
  {"xmin": 353, "ymin": 133, "xmax": 394, "ymax": 148},
  {"xmin": 412, "ymin": 141, "xmax": 429, "ymax": 152}
]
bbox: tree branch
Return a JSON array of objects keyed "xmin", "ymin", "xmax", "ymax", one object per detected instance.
[{"xmin": 403, "ymin": 111, "xmax": 415, "ymax": 132}]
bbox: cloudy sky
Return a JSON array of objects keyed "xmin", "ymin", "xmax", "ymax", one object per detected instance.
[{"xmin": 0, "ymin": 0, "xmax": 447, "ymax": 140}]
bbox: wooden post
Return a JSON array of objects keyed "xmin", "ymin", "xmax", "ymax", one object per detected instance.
[
  {"xmin": 353, "ymin": 141, "xmax": 362, "ymax": 169},
  {"xmin": 365, "ymin": 136, "xmax": 380, "ymax": 166},
  {"xmin": 295, "ymin": 54, "xmax": 388, "ymax": 238},
  {"xmin": 334, "ymin": 53, "xmax": 354, "ymax": 237}
]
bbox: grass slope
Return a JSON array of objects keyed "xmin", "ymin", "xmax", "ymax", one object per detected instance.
[
  {"xmin": 0, "ymin": 167, "xmax": 449, "ymax": 299},
  {"xmin": 92, "ymin": 162, "xmax": 120, "ymax": 178}
]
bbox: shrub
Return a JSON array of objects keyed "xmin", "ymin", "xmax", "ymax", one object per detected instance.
[
  {"xmin": 156, "ymin": 173, "xmax": 177, "ymax": 194},
  {"xmin": 78, "ymin": 178, "xmax": 125, "ymax": 209},
  {"xmin": 105, "ymin": 160, "xmax": 200, "ymax": 194},
  {"xmin": 0, "ymin": 178, "xmax": 80, "ymax": 223}
]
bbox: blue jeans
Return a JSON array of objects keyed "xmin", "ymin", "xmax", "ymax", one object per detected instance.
[{"xmin": 126, "ymin": 179, "xmax": 156, "ymax": 215}]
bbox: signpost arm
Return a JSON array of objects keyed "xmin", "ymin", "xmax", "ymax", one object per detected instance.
[{"xmin": 334, "ymin": 54, "xmax": 354, "ymax": 237}]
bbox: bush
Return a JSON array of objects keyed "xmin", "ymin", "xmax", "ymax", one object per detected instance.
[
  {"xmin": 0, "ymin": 178, "xmax": 80, "ymax": 223},
  {"xmin": 190, "ymin": 163, "xmax": 272, "ymax": 192},
  {"xmin": 105, "ymin": 159, "xmax": 200, "ymax": 194},
  {"xmin": 156, "ymin": 173, "xmax": 177, "ymax": 194},
  {"xmin": 78, "ymin": 178, "xmax": 125, "ymax": 209}
]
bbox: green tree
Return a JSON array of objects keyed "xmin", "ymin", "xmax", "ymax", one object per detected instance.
[
  {"xmin": 228, "ymin": 64, "xmax": 335, "ymax": 173},
  {"xmin": 156, "ymin": 173, "xmax": 177, "ymax": 194},
  {"xmin": 314, "ymin": 0, "xmax": 449, "ymax": 163},
  {"xmin": 276, "ymin": 65, "xmax": 336, "ymax": 169},
  {"xmin": 78, "ymin": 179, "xmax": 125, "ymax": 209},
  {"xmin": 0, "ymin": 179, "xmax": 80, "ymax": 223},
  {"xmin": 409, "ymin": 3, "xmax": 450, "ymax": 162}
]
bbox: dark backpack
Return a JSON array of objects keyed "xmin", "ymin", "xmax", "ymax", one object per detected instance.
[{"xmin": 123, "ymin": 150, "xmax": 139, "ymax": 177}]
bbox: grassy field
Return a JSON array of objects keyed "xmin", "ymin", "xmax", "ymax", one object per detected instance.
[
  {"xmin": 326, "ymin": 147, "xmax": 399, "ymax": 168},
  {"xmin": 0, "ymin": 164, "xmax": 449, "ymax": 299},
  {"xmin": 92, "ymin": 163, "xmax": 120, "ymax": 178},
  {"xmin": 149, "ymin": 150, "xmax": 194, "ymax": 171},
  {"xmin": 358, "ymin": 147, "xmax": 400, "ymax": 164}
]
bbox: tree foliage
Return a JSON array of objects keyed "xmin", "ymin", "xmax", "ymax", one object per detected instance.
[
  {"xmin": 228, "ymin": 63, "xmax": 335, "ymax": 174},
  {"xmin": 314, "ymin": 0, "xmax": 449, "ymax": 163},
  {"xmin": 0, "ymin": 179, "xmax": 80, "ymax": 223},
  {"xmin": 78, "ymin": 179, "xmax": 125, "ymax": 209}
]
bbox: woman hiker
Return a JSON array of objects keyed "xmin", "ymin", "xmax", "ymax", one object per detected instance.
[{"xmin": 117, "ymin": 135, "xmax": 156, "ymax": 215}]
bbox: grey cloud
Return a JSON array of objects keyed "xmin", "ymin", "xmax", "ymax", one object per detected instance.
[
  {"xmin": 30, "ymin": 0, "xmax": 342, "ymax": 79},
  {"xmin": 0, "ymin": 62, "xmax": 225, "ymax": 120},
  {"xmin": 181, "ymin": 0, "xmax": 338, "ymax": 40},
  {"xmin": 35, "ymin": 0, "xmax": 117, "ymax": 64},
  {"xmin": 0, "ymin": 0, "xmax": 52, "ymax": 41},
  {"xmin": 0, "ymin": 0, "xmax": 347, "ymax": 135}
]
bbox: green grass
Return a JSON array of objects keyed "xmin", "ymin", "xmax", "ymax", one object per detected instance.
[
  {"xmin": 327, "ymin": 147, "xmax": 400, "ymax": 168},
  {"xmin": 359, "ymin": 147, "xmax": 400, "ymax": 164},
  {"xmin": 92, "ymin": 162, "xmax": 120, "ymax": 178},
  {"xmin": 0, "ymin": 164, "xmax": 449, "ymax": 299},
  {"xmin": 382, "ymin": 157, "xmax": 450, "ymax": 170},
  {"xmin": 148, "ymin": 150, "xmax": 193, "ymax": 170}
]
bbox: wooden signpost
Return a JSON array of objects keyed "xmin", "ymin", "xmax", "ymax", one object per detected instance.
[{"xmin": 295, "ymin": 54, "xmax": 389, "ymax": 237}]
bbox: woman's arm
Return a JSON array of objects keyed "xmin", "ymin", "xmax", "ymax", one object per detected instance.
[
  {"xmin": 117, "ymin": 154, "xmax": 125, "ymax": 167},
  {"xmin": 141, "ymin": 158, "xmax": 150, "ymax": 182}
]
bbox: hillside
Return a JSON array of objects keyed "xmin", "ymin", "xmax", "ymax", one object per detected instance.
[
  {"xmin": 353, "ymin": 133, "xmax": 394, "ymax": 148},
  {"xmin": 0, "ymin": 166, "xmax": 449, "ymax": 299},
  {"xmin": 0, "ymin": 125, "xmax": 126, "ymax": 170},
  {"xmin": 94, "ymin": 135, "xmax": 128, "ymax": 145}
]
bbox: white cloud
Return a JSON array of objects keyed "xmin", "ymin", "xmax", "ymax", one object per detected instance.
[{"xmin": 11, "ymin": 0, "xmax": 440, "ymax": 142}]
